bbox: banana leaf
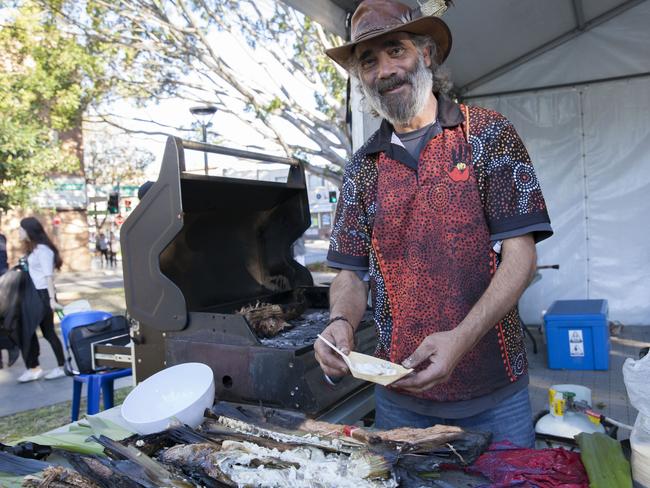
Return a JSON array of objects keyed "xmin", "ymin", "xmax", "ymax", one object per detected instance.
[
  {"xmin": 575, "ymin": 432, "xmax": 632, "ymax": 488},
  {"xmin": 0, "ymin": 473, "xmax": 28, "ymax": 488},
  {"xmin": 18, "ymin": 417, "xmax": 134, "ymax": 455}
]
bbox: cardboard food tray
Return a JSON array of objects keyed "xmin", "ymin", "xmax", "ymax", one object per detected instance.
[{"xmin": 347, "ymin": 351, "xmax": 413, "ymax": 386}]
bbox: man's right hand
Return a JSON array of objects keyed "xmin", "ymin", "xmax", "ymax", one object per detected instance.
[{"xmin": 314, "ymin": 320, "xmax": 355, "ymax": 378}]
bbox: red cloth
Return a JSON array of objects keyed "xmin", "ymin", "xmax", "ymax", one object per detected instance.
[{"xmin": 466, "ymin": 442, "xmax": 589, "ymax": 488}]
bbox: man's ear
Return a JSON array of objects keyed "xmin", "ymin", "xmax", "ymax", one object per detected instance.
[{"xmin": 423, "ymin": 45, "xmax": 433, "ymax": 68}]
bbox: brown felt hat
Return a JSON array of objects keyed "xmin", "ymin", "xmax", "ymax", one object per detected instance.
[{"xmin": 326, "ymin": 0, "xmax": 452, "ymax": 71}]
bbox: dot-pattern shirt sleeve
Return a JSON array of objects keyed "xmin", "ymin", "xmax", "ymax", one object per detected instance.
[
  {"xmin": 473, "ymin": 110, "xmax": 553, "ymax": 243},
  {"xmin": 327, "ymin": 159, "xmax": 373, "ymax": 269}
]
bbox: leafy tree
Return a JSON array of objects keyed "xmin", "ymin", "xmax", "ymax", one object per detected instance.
[
  {"xmin": 40, "ymin": 0, "xmax": 350, "ymax": 184},
  {"xmin": 0, "ymin": 2, "xmax": 109, "ymax": 212}
]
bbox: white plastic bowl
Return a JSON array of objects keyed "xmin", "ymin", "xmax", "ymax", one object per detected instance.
[{"xmin": 121, "ymin": 362, "xmax": 215, "ymax": 434}]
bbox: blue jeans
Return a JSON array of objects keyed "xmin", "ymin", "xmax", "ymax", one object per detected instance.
[{"xmin": 374, "ymin": 386, "xmax": 535, "ymax": 448}]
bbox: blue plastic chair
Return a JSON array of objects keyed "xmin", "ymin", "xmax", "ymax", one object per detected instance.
[{"xmin": 60, "ymin": 311, "xmax": 132, "ymax": 421}]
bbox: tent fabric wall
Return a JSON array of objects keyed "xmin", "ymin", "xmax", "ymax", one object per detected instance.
[
  {"xmin": 472, "ymin": 76, "xmax": 650, "ymax": 325},
  {"xmin": 342, "ymin": 0, "xmax": 650, "ymax": 325}
]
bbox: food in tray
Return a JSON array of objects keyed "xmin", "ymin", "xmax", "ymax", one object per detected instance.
[
  {"xmin": 317, "ymin": 334, "xmax": 413, "ymax": 386},
  {"xmin": 353, "ymin": 361, "xmax": 400, "ymax": 376},
  {"xmin": 346, "ymin": 352, "xmax": 413, "ymax": 386}
]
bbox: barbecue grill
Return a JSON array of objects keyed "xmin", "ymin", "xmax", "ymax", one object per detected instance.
[{"xmin": 119, "ymin": 136, "xmax": 376, "ymax": 420}]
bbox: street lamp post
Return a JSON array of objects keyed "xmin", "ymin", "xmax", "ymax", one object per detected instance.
[{"xmin": 189, "ymin": 105, "xmax": 217, "ymax": 174}]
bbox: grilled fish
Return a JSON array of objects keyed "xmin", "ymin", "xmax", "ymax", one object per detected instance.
[{"xmin": 159, "ymin": 440, "xmax": 396, "ymax": 488}]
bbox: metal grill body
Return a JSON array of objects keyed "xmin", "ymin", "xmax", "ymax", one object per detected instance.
[{"xmin": 120, "ymin": 137, "xmax": 376, "ymax": 417}]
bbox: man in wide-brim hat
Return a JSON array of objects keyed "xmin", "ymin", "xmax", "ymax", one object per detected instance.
[{"xmin": 315, "ymin": 0, "xmax": 554, "ymax": 447}]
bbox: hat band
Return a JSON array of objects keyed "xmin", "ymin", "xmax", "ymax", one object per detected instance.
[{"xmin": 353, "ymin": 23, "xmax": 403, "ymax": 43}]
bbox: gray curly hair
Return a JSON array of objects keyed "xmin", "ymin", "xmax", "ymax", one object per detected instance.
[{"xmin": 409, "ymin": 34, "xmax": 454, "ymax": 94}]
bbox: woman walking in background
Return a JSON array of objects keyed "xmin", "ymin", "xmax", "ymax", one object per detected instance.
[{"xmin": 17, "ymin": 217, "xmax": 66, "ymax": 382}]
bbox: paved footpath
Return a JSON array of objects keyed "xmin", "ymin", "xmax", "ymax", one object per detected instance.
[{"xmin": 0, "ymin": 267, "xmax": 133, "ymax": 417}]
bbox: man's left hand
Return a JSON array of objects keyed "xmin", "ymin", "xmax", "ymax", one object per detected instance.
[{"xmin": 391, "ymin": 328, "xmax": 470, "ymax": 393}]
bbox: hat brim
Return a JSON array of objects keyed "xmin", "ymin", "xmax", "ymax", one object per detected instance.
[{"xmin": 326, "ymin": 16, "xmax": 452, "ymax": 71}]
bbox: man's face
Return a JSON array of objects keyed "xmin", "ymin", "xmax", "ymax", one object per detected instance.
[{"xmin": 354, "ymin": 32, "xmax": 434, "ymax": 126}]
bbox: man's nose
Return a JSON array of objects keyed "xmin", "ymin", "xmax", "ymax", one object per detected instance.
[{"xmin": 376, "ymin": 55, "xmax": 398, "ymax": 79}]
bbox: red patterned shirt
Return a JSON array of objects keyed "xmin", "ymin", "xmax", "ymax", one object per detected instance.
[{"xmin": 327, "ymin": 96, "xmax": 552, "ymax": 402}]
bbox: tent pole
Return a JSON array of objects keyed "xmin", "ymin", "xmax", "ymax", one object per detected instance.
[{"xmin": 572, "ymin": 0, "xmax": 586, "ymax": 30}]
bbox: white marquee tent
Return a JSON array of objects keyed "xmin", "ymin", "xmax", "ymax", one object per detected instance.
[{"xmin": 285, "ymin": 0, "xmax": 650, "ymax": 325}]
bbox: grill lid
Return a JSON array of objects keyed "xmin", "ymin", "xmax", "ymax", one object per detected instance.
[{"xmin": 121, "ymin": 136, "xmax": 313, "ymax": 331}]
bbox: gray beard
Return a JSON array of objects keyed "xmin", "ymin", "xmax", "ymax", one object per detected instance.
[{"xmin": 360, "ymin": 56, "xmax": 434, "ymax": 127}]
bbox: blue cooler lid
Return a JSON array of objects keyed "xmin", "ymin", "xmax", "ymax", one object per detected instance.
[{"xmin": 546, "ymin": 299, "xmax": 608, "ymax": 318}]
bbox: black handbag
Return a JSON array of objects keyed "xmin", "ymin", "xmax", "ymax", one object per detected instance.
[{"xmin": 65, "ymin": 316, "xmax": 130, "ymax": 375}]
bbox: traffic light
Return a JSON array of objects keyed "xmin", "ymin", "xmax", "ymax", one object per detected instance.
[
  {"xmin": 108, "ymin": 192, "xmax": 119, "ymax": 214},
  {"xmin": 124, "ymin": 199, "xmax": 132, "ymax": 212},
  {"xmin": 328, "ymin": 191, "xmax": 338, "ymax": 203}
]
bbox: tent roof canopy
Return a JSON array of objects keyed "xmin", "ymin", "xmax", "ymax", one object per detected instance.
[{"xmin": 283, "ymin": 0, "xmax": 649, "ymax": 96}]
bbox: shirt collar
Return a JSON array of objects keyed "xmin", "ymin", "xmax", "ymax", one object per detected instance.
[{"xmin": 361, "ymin": 94, "xmax": 464, "ymax": 157}]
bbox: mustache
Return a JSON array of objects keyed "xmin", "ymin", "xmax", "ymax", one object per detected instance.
[{"xmin": 374, "ymin": 75, "xmax": 410, "ymax": 95}]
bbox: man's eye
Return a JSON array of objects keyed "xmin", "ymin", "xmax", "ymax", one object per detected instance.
[
  {"xmin": 389, "ymin": 47, "xmax": 404, "ymax": 56},
  {"xmin": 360, "ymin": 59, "xmax": 375, "ymax": 69}
]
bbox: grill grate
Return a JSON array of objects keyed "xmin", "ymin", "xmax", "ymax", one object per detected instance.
[{"xmin": 259, "ymin": 310, "xmax": 330, "ymax": 349}]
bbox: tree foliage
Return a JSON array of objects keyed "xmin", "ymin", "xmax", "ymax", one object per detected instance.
[
  {"xmin": 40, "ymin": 0, "xmax": 350, "ymax": 184},
  {"xmin": 85, "ymin": 135, "xmax": 153, "ymax": 189},
  {"xmin": 0, "ymin": 2, "xmax": 108, "ymax": 211},
  {"xmin": 84, "ymin": 132, "xmax": 154, "ymax": 230}
]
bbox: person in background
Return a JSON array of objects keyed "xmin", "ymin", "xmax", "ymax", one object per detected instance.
[
  {"xmin": 96, "ymin": 232, "xmax": 109, "ymax": 267},
  {"xmin": 16, "ymin": 217, "xmax": 66, "ymax": 382},
  {"xmin": 108, "ymin": 231, "xmax": 117, "ymax": 267},
  {"xmin": 0, "ymin": 232, "xmax": 20, "ymax": 368}
]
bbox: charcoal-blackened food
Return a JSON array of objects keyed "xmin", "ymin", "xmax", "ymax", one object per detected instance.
[
  {"xmin": 21, "ymin": 465, "xmax": 102, "ymax": 488},
  {"xmin": 58, "ymin": 451, "xmax": 142, "ymax": 488},
  {"xmin": 238, "ymin": 302, "xmax": 291, "ymax": 337},
  {"xmin": 159, "ymin": 442, "xmax": 234, "ymax": 486}
]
